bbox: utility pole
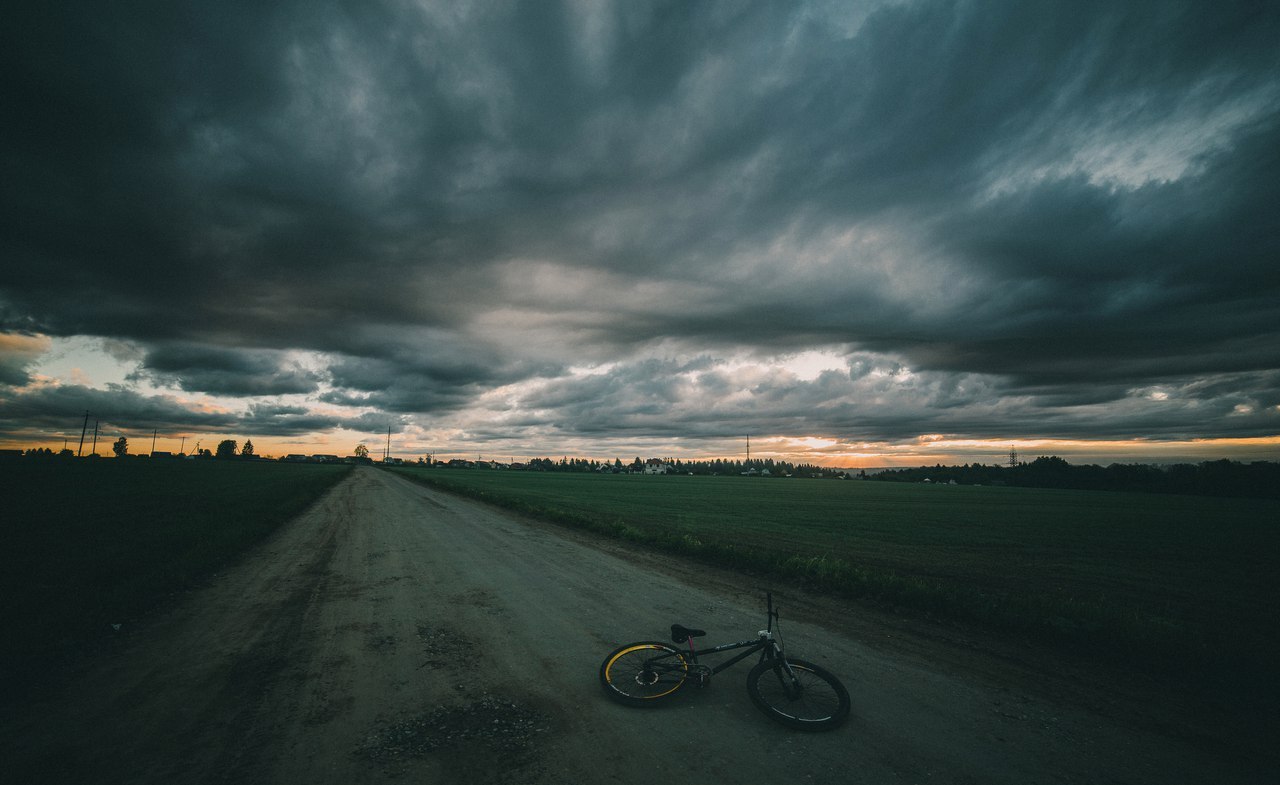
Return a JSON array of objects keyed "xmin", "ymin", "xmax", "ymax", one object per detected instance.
[
  {"xmin": 1008, "ymin": 446, "xmax": 1018, "ymax": 467},
  {"xmin": 384, "ymin": 426, "xmax": 391, "ymax": 462},
  {"xmin": 78, "ymin": 410, "xmax": 90, "ymax": 457},
  {"xmin": 746, "ymin": 435, "xmax": 751, "ymax": 465},
  {"xmin": 151, "ymin": 429, "xmax": 158, "ymax": 455},
  {"xmin": 180, "ymin": 436, "xmax": 186, "ymax": 455}
]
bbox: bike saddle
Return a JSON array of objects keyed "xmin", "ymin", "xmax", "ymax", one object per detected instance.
[{"xmin": 670, "ymin": 624, "xmax": 707, "ymax": 644}]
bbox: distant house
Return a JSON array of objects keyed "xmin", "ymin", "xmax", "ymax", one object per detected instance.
[
  {"xmin": 282, "ymin": 454, "xmax": 308, "ymax": 463},
  {"xmin": 643, "ymin": 458, "xmax": 672, "ymax": 475},
  {"xmin": 312, "ymin": 454, "xmax": 340, "ymax": 463}
]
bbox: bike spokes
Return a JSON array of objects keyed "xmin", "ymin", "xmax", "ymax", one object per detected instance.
[
  {"xmin": 599, "ymin": 643, "xmax": 690, "ymax": 704},
  {"xmin": 747, "ymin": 658, "xmax": 850, "ymax": 730}
]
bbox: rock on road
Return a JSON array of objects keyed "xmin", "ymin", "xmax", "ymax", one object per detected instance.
[{"xmin": 4, "ymin": 467, "xmax": 1270, "ymax": 784}]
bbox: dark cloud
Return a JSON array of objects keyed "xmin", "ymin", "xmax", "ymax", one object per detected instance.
[
  {"xmin": 0, "ymin": 334, "xmax": 47, "ymax": 386},
  {"xmin": 0, "ymin": 383, "xmax": 240, "ymax": 439},
  {"xmin": 0, "ymin": 381, "xmax": 402, "ymax": 445},
  {"xmin": 137, "ymin": 344, "xmax": 323, "ymax": 396},
  {"xmin": 2, "ymin": 1, "xmax": 1278, "ymax": 453},
  {"xmin": 241, "ymin": 403, "xmax": 405, "ymax": 438}
]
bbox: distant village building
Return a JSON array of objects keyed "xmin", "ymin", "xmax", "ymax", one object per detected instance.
[{"xmin": 643, "ymin": 458, "xmax": 673, "ymax": 475}]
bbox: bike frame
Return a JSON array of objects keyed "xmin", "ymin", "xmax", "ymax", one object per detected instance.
[
  {"xmin": 638, "ymin": 635, "xmax": 778, "ymax": 677},
  {"xmin": 645, "ymin": 592, "xmax": 794, "ymax": 678},
  {"xmin": 680, "ymin": 635, "xmax": 779, "ymax": 675}
]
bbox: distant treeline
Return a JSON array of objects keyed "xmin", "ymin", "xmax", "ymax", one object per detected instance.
[
  {"xmin": 522, "ymin": 456, "xmax": 840, "ymax": 477},
  {"xmin": 871, "ymin": 456, "xmax": 1280, "ymax": 500}
]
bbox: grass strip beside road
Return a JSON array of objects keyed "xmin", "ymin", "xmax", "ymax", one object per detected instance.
[
  {"xmin": 390, "ymin": 467, "xmax": 1280, "ymax": 695},
  {"xmin": 1, "ymin": 459, "xmax": 351, "ymax": 685}
]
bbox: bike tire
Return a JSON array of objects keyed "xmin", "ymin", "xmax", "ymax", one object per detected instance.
[
  {"xmin": 746, "ymin": 656, "xmax": 850, "ymax": 731},
  {"xmin": 599, "ymin": 641, "xmax": 690, "ymax": 706}
]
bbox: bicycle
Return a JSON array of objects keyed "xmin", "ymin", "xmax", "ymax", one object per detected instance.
[{"xmin": 598, "ymin": 592, "xmax": 850, "ymax": 731}]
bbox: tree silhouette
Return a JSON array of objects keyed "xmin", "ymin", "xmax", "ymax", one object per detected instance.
[
  {"xmin": 215, "ymin": 439, "xmax": 238, "ymax": 459},
  {"xmin": 112, "ymin": 437, "xmax": 128, "ymax": 457}
]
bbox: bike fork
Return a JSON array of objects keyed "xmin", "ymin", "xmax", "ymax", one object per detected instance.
[{"xmin": 772, "ymin": 658, "xmax": 803, "ymax": 699}]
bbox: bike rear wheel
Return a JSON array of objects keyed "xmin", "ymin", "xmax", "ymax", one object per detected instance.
[
  {"xmin": 746, "ymin": 656, "xmax": 850, "ymax": 730},
  {"xmin": 599, "ymin": 641, "xmax": 690, "ymax": 706}
]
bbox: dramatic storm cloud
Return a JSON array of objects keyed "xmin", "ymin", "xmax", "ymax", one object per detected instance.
[{"xmin": 2, "ymin": 1, "xmax": 1278, "ymax": 463}]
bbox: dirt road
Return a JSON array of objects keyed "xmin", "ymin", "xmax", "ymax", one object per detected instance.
[{"xmin": 4, "ymin": 467, "xmax": 1271, "ymax": 783}]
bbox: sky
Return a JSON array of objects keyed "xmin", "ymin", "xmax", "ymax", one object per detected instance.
[{"xmin": 2, "ymin": 1, "xmax": 1279, "ymax": 467}]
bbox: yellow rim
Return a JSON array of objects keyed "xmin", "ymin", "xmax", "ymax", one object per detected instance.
[{"xmin": 607, "ymin": 644, "xmax": 688, "ymax": 699}]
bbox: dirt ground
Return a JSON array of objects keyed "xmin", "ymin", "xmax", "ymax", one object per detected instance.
[{"xmin": 4, "ymin": 467, "xmax": 1274, "ymax": 784}]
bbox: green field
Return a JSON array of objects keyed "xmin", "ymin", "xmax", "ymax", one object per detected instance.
[
  {"xmin": 5, "ymin": 459, "xmax": 1275, "ymax": 698},
  {"xmin": 390, "ymin": 467, "xmax": 1280, "ymax": 687},
  {"xmin": 1, "ymin": 459, "xmax": 350, "ymax": 678}
]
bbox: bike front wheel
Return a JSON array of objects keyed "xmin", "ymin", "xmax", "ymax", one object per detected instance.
[
  {"xmin": 599, "ymin": 641, "xmax": 690, "ymax": 706},
  {"xmin": 746, "ymin": 656, "xmax": 850, "ymax": 731}
]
